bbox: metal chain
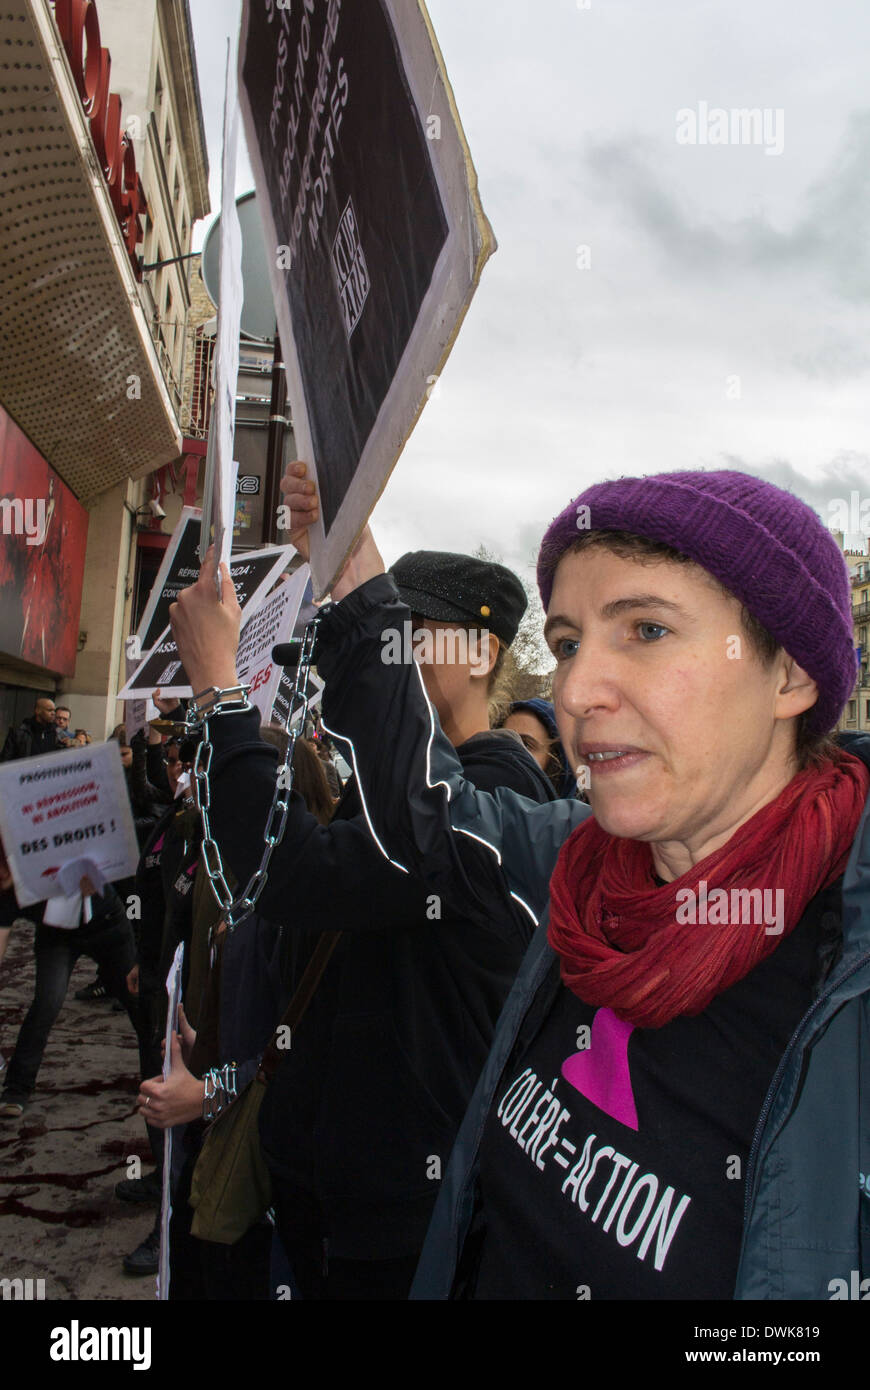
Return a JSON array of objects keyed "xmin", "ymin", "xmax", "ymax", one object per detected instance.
[
  {"xmin": 202, "ymin": 1062, "xmax": 239, "ymax": 1121},
  {"xmin": 187, "ymin": 615, "xmax": 322, "ymax": 930}
]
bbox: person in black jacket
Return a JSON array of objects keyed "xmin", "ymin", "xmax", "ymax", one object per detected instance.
[
  {"xmin": 170, "ymin": 547, "xmax": 556, "ymax": 1299},
  {"xmin": 0, "ymin": 697, "xmax": 62, "ymax": 761},
  {"xmin": 73, "ymin": 726, "xmax": 172, "ymax": 1005},
  {"xmin": 116, "ymin": 715, "xmax": 202, "ymax": 1276}
]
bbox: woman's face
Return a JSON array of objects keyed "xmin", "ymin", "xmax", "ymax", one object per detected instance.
[
  {"xmin": 546, "ymin": 547, "xmax": 816, "ymax": 874},
  {"xmin": 502, "ymin": 711, "xmax": 553, "ymax": 774}
]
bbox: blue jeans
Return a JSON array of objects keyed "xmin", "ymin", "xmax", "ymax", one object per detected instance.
[{"xmin": 3, "ymin": 903, "xmax": 137, "ymax": 1099}]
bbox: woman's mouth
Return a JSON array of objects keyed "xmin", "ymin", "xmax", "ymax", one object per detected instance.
[{"xmin": 579, "ymin": 747, "xmax": 651, "ymax": 776}]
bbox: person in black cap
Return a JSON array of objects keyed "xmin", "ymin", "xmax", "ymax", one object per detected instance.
[
  {"xmin": 387, "ymin": 549, "xmax": 527, "ymax": 745},
  {"xmin": 167, "ymin": 540, "xmax": 556, "ymax": 1300}
]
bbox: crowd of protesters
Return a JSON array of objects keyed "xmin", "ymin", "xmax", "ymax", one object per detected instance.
[
  {"xmin": 1, "ymin": 458, "xmax": 869, "ymax": 1302},
  {"xmin": 0, "ymin": 699, "xmax": 93, "ymax": 760},
  {"xmin": 0, "ymin": 692, "xmax": 354, "ymax": 1279}
]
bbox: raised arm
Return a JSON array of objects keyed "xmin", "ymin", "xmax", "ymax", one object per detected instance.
[
  {"xmin": 314, "ymin": 572, "xmax": 585, "ymax": 924},
  {"xmin": 170, "ymin": 481, "xmax": 586, "ymax": 933}
]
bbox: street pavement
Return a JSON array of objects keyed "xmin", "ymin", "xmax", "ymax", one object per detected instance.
[{"xmin": 0, "ymin": 922, "xmax": 158, "ymax": 1301}]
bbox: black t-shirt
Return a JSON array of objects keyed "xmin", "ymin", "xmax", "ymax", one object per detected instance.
[{"xmin": 473, "ymin": 879, "xmax": 843, "ymax": 1300}]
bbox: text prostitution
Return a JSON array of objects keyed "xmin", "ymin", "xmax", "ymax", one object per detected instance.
[{"xmin": 267, "ymin": 0, "xmax": 349, "ymax": 269}]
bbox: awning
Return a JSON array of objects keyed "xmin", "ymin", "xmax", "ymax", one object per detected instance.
[{"xmin": 0, "ymin": 0, "xmax": 182, "ymax": 502}]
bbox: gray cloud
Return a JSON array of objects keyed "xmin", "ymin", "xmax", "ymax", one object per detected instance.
[
  {"xmin": 585, "ymin": 109, "xmax": 870, "ymax": 304},
  {"xmin": 189, "ymin": 0, "xmax": 870, "ymax": 573}
]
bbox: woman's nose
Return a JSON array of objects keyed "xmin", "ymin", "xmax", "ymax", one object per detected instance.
[{"xmin": 557, "ymin": 643, "xmax": 620, "ymax": 720}]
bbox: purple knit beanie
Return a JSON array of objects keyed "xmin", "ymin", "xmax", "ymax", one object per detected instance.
[{"xmin": 537, "ymin": 470, "xmax": 856, "ymax": 735}]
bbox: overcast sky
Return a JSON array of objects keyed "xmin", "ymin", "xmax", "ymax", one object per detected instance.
[{"xmin": 189, "ymin": 0, "xmax": 870, "ymax": 591}]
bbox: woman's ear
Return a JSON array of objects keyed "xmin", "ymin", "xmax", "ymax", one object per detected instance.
[
  {"xmin": 469, "ymin": 631, "xmax": 501, "ymax": 683},
  {"xmin": 775, "ymin": 657, "xmax": 819, "ymax": 722}
]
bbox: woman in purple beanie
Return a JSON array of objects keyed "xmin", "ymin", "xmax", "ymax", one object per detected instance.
[{"xmin": 177, "ymin": 463, "xmax": 870, "ymax": 1301}]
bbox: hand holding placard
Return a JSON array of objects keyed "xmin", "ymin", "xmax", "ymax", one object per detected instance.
[
  {"xmin": 279, "ymin": 461, "xmax": 384, "ymax": 600},
  {"xmin": 169, "ymin": 547, "xmax": 243, "ymax": 696}
]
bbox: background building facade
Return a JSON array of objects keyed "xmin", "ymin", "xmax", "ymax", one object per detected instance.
[{"xmin": 0, "ymin": 0, "xmax": 209, "ymax": 739}]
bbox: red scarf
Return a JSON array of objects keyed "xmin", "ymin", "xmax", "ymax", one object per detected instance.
[{"xmin": 548, "ymin": 752, "xmax": 870, "ymax": 1028}]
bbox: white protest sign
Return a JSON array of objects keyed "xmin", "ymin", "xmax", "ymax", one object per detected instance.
[
  {"xmin": 132, "ymin": 506, "xmax": 203, "ymax": 658},
  {"xmin": 272, "ymin": 669, "xmax": 324, "ymax": 730},
  {"xmin": 123, "ymin": 697, "xmax": 150, "ymax": 740},
  {"xmin": 239, "ymin": 0, "xmax": 496, "ymax": 598},
  {"xmin": 201, "ymin": 38, "xmax": 244, "ymax": 593},
  {"xmin": 157, "ymin": 942, "xmax": 185, "ymax": 1303},
  {"xmin": 236, "ymin": 564, "xmax": 311, "ymax": 722},
  {"xmin": 123, "ymin": 506, "xmax": 203, "ymax": 729},
  {"xmin": 118, "ymin": 544, "xmax": 296, "ymax": 700},
  {"xmin": 0, "ymin": 742, "xmax": 139, "ymax": 908},
  {"xmin": 121, "ymin": 655, "xmax": 154, "ymax": 739}
]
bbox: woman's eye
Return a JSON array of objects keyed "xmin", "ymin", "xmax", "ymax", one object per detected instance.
[
  {"xmin": 636, "ymin": 621, "xmax": 669, "ymax": 642},
  {"xmin": 554, "ymin": 637, "xmax": 580, "ymax": 660}
]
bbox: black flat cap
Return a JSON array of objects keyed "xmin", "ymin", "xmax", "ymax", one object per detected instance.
[{"xmin": 390, "ymin": 551, "xmax": 528, "ymax": 646}]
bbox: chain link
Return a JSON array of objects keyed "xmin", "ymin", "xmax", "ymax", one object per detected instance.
[{"xmin": 187, "ymin": 615, "xmax": 322, "ymax": 930}]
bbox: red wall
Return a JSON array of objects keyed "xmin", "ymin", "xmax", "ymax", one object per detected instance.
[{"xmin": 0, "ymin": 404, "xmax": 89, "ymax": 676}]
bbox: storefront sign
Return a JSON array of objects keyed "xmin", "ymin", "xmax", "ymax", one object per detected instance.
[{"xmin": 53, "ymin": 0, "xmax": 147, "ymax": 275}]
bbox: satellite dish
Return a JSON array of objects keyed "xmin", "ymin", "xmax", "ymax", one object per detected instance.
[{"xmin": 201, "ymin": 191, "xmax": 275, "ymax": 342}]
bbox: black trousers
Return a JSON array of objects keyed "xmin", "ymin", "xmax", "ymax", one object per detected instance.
[{"xmin": 3, "ymin": 911, "xmax": 137, "ymax": 1098}]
